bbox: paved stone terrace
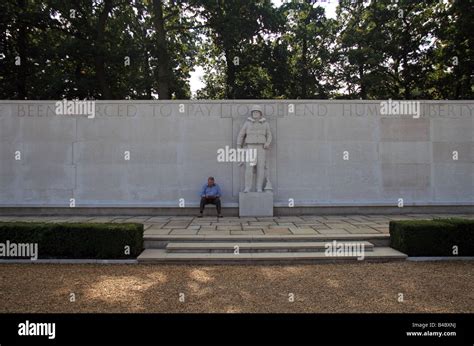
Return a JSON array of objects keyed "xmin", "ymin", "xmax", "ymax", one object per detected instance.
[{"xmin": 1, "ymin": 214, "xmax": 472, "ymax": 236}]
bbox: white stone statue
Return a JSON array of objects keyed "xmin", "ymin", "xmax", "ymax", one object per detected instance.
[{"xmin": 237, "ymin": 105, "xmax": 273, "ymax": 193}]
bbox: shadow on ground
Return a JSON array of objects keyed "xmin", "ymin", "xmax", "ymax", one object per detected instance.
[{"xmin": 0, "ymin": 262, "xmax": 472, "ymax": 313}]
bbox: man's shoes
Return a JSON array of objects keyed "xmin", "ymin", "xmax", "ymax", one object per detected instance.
[
  {"xmin": 197, "ymin": 213, "xmax": 203, "ymax": 218},
  {"xmin": 218, "ymin": 214, "xmax": 223, "ymax": 218}
]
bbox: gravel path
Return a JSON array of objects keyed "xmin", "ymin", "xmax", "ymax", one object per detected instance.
[{"xmin": 0, "ymin": 262, "xmax": 472, "ymax": 313}]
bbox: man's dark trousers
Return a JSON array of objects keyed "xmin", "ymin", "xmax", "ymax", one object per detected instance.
[{"xmin": 200, "ymin": 197, "xmax": 221, "ymax": 214}]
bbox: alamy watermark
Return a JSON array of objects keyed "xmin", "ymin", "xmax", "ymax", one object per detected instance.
[
  {"xmin": 380, "ymin": 99, "xmax": 420, "ymax": 118},
  {"xmin": 217, "ymin": 145, "xmax": 257, "ymax": 165},
  {"xmin": 325, "ymin": 240, "xmax": 365, "ymax": 260},
  {"xmin": 18, "ymin": 320, "xmax": 55, "ymax": 339},
  {"xmin": 0, "ymin": 240, "xmax": 38, "ymax": 260},
  {"xmin": 55, "ymin": 99, "xmax": 95, "ymax": 119}
]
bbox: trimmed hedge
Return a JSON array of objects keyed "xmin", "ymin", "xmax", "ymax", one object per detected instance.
[
  {"xmin": 390, "ymin": 218, "xmax": 474, "ymax": 256},
  {"xmin": 0, "ymin": 222, "xmax": 144, "ymax": 259}
]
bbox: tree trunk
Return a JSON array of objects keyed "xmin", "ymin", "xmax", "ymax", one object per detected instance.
[
  {"xmin": 215, "ymin": 0, "xmax": 236, "ymax": 99},
  {"xmin": 152, "ymin": 0, "xmax": 171, "ymax": 100},
  {"xmin": 94, "ymin": 0, "xmax": 113, "ymax": 99},
  {"xmin": 301, "ymin": 35, "xmax": 308, "ymax": 99},
  {"xmin": 224, "ymin": 46, "xmax": 236, "ymax": 99},
  {"xmin": 401, "ymin": 55, "xmax": 411, "ymax": 99},
  {"xmin": 358, "ymin": 64, "xmax": 366, "ymax": 99},
  {"xmin": 17, "ymin": 0, "xmax": 27, "ymax": 99}
]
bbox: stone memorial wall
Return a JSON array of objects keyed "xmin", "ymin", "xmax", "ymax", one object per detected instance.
[{"xmin": 0, "ymin": 100, "xmax": 472, "ymax": 208}]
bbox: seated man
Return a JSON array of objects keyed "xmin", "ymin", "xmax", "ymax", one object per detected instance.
[{"xmin": 198, "ymin": 177, "xmax": 223, "ymax": 218}]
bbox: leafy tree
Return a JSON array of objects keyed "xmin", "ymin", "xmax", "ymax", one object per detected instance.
[
  {"xmin": 194, "ymin": 0, "xmax": 278, "ymax": 99},
  {"xmin": 428, "ymin": 0, "xmax": 474, "ymax": 99},
  {"xmin": 0, "ymin": 0, "xmax": 471, "ymax": 100},
  {"xmin": 278, "ymin": 0, "xmax": 336, "ymax": 99}
]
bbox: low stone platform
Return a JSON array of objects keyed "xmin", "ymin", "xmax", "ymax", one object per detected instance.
[
  {"xmin": 2, "ymin": 213, "xmax": 472, "ymax": 237},
  {"xmin": 2, "ymin": 213, "xmax": 472, "ymax": 264},
  {"xmin": 135, "ymin": 213, "xmax": 467, "ymax": 263},
  {"xmin": 139, "ymin": 232, "xmax": 405, "ymax": 263},
  {"xmin": 138, "ymin": 247, "xmax": 407, "ymax": 264}
]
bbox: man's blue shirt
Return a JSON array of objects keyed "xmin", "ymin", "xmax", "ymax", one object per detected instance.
[{"xmin": 201, "ymin": 184, "xmax": 221, "ymax": 197}]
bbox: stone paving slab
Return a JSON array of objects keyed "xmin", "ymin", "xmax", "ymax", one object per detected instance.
[
  {"xmin": 144, "ymin": 222, "xmax": 167, "ymax": 229},
  {"xmin": 185, "ymin": 225, "xmax": 201, "ymax": 230},
  {"xmin": 275, "ymin": 217, "xmax": 305, "ymax": 222},
  {"xmin": 170, "ymin": 229, "xmax": 198, "ymax": 235},
  {"xmin": 231, "ymin": 230, "xmax": 264, "ymax": 235},
  {"xmin": 211, "ymin": 220, "xmax": 245, "ymax": 224},
  {"xmin": 264, "ymin": 228, "xmax": 292, "ymax": 235},
  {"xmin": 345, "ymin": 228, "xmax": 380, "ymax": 234},
  {"xmin": 311, "ymin": 225, "xmax": 332, "ymax": 230},
  {"xmin": 124, "ymin": 216, "xmax": 152, "ymax": 222},
  {"xmin": 86, "ymin": 217, "xmax": 118, "ymax": 223},
  {"xmin": 198, "ymin": 227, "xmax": 218, "ymax": 231},
  {"xmin": 316, "ymin": 229, "xmax": 350, "ymax": 234},
  {"xmin": 192, "ymin": 222, "xmax": 213, "ymax": 226},
  {"xmin": 216, "ymin": 226, "xmax": 243, "ymax": 231},
  {"xmin": 162, "ymin": 221, "xmax": 191, "ymax": 228},
  {"xmin": 199, "ymin": 230, "xmax": 231, "ymax": 235},
  {"xmin": 144, "ymin": 229, "xmax": 171, "ymax": 235},
  {"xmin": 249, "ymin": 222, "xmax": 277, "ymax": 226},
  {"xmin": 146, "ymin": 217, "xmax": 171, "ymax": 222},
  {"xmin": 290, "ymin": 228, "xmax": 318, "ymax": 235},
  {"xmin": 275, "ymin": 223, "xmax": 296, "ymax": 227},
  {"xmin": 110, "ymin": 218, "xmax": 130, "ymax": 223},
  {"xmin": 242, "ymin": 226, "xmax": 264, "ymax": 231}
]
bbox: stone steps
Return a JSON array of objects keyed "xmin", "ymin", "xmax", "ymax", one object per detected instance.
[
  {"xmin": 138, "ymin": 247, "xmax": 407, "ymax": 264},
  {"xmin": 144, "ymin": 233, "xmax": 391, "ymax": 248},
  {"xmin": 138, "ymin": 232, "xmax": 406, "ymax": 264},
  {"xmin": 166, "ymin": 241, "xmax": 375, "ymax": 253}
]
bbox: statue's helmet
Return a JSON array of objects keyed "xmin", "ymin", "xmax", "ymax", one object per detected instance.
[{"xmin": 250, "ymin": 105, "xmax": 263, "ymax": 118}]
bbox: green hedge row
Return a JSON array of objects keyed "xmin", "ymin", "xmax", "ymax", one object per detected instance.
[
  {"xmin": 390, "ymin": 218, "xmax": 474, "ymax": 256},
  {"xmin": 0, "ymin": 222, "xmax": 144, "ymax": 259}
]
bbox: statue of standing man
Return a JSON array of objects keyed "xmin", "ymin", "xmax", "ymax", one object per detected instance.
[{"xmin": 237, "ymin": 105, "xmax": 273, "ymax": 193}]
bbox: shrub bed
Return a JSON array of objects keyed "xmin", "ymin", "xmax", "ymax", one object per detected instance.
[
  {"xmin": 0, "ymin": 222, "xmax": 143, "ymax": 259},
  {"xmin": 389, "ymin": 218, "xmax": 474, "ymax": 256}
]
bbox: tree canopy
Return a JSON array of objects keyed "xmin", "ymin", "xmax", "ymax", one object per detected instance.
[{"xmin": 0, "ymin": 0, "xmax": 472, "ymax": 100}]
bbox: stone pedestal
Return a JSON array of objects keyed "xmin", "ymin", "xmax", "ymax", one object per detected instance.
[{"xmin": 239, "ymin": 192, "xmax": 273, "ymax": 217}]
